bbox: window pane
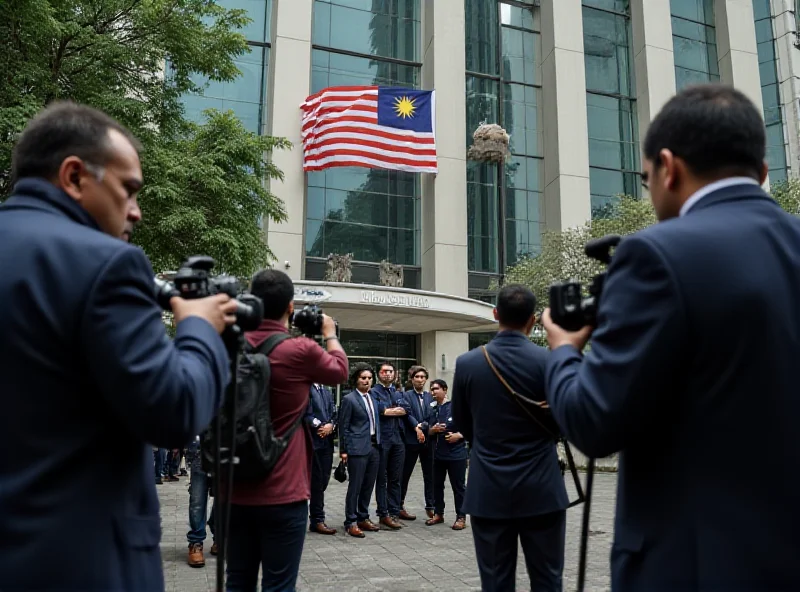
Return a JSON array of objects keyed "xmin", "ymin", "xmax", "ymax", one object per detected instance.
[
  {"xmin": 214, "ymin": 0, "xmax": 271, "ymax": 43},
  {"xmin": 465, "ymin": 0, "xmax": 499, "ymax": 75},
  {"xmin": 311, "ymin": 49, "xmax": 418, "ymax": 92},
  {"xmin": 583, "ymin": 6, "xmax": 631, "ymax": 95},
  {"xmin": 671, "ymin": 1, "xmax": 717, "ymax": 90},
  {"xmin": 755, "ymin": 5, "xmax": 788, "ymax": 180}
]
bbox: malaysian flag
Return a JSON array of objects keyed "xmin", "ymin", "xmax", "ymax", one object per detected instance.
[{"xmin": 301, "ymin": 86, "xmax": 437, "ymax": 174}]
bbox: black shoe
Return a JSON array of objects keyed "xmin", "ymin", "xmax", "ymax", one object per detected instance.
[{"xmin": 155, "ymin": 477, "xmax": 163, "ymax": 485}]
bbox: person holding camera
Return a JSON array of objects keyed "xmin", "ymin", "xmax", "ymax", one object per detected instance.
[
  {"xmin": 0, "ymin": 102, "xmax": 237, "ymax": 591},
  {"xmin": 542, "ymin": 84, "xmax": 800, "ymax": 591},
  {"xmin": 451, "ymin": 284, "xmax": 568, "ymax": 592},
  {"xmin": 225, "ymin": 269, "xmax": 348, "ymax": 592}
]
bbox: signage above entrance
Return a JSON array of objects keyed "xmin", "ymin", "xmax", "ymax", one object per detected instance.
[
  {"xmin": 360, "ymin": 290, "xmax": 431, "ymax": 309},
  {"xmin": 295, "ymin": 287, "xmax": 332, "ymax": 304}
]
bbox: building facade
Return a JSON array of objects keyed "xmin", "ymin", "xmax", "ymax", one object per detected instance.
[{"xmin": 182, "ymin": 0, "xmax": 800, "ymax": 390}]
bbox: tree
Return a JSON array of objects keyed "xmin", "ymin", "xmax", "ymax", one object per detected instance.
[{"xmin": 1, "ymin": 0, "xmax": 288, "ymax": 276}]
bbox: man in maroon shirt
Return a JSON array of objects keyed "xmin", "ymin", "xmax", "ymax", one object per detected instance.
[{"xmin": 225, "ymin": 270, "xmax": 348, "ymax": 592}]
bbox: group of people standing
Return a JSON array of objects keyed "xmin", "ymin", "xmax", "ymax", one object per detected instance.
[{"xmin": 306, "ymin": 363, "xmax": 469, "ymax": 538}]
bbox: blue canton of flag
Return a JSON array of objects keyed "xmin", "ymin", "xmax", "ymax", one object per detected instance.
[{"xmin": 377, "ymin": 88, "xmax": 434, "ymax": 133}]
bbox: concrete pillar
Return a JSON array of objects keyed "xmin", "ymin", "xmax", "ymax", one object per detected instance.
[
  {"xmin": 264, "ymin": 0, "xmax": 313, "ymax": 280},
  {"xmin": 420, "ymin": 0, "xmax": 468, "ymax": 297},
  {"xmin": 715, "ymin": 0, "xmax": 765, "ymax": 112},
  {"xmin": 421, "ymin": 331, "xmax": 469, "ymax": 386},
  {"xmin": 771, "ymin": 0, "xmax": 800, "ymax": 177},
  {"xmin": 540, "ymin": 0, "xmax": 591, "ymax": 231},
  {"xmin": 630, "ymin": 0, "xmax": 677, "ymax": 143}
]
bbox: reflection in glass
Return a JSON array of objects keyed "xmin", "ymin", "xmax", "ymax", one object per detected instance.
[{"xmin": 670, "ymin": 0, "xmax": 719, "ymax": 91}]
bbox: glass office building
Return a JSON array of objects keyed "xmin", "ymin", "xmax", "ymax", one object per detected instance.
[{"xmin": 182, "ymin": 0, "xmax": 797, "ymax": 386}]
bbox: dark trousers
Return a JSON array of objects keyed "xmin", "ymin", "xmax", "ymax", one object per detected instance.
[
  {"xmin": 344, "ymin": 445, "xmax": 380, "ymax": 526},
  {"xmin": 376, "ymin": 440, "xmax": 405, "ymax": 517},
  {"xmin": 471, "ymin": 510, "xmax": 566, "ymax": 592},
  {"xmin": 154, "ymin": 448, "xmax": 166, "ymax": 479},
  {"xmin": 401, "ymin": 443, "xmax": 434, "ymax": 510},
  {"xmin": 226, "ymin": 501, "xmax": 308, "ymax": 592},
  {"xmin": 432, "ymin": 457, "xmax": 467, "ymax": 518},
  {"xmin": 309, "ymin": 446, "xmax": 334, "ymax": 526}
]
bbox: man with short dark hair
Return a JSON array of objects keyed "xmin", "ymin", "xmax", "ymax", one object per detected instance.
[
  {"xmin": 225, "ymin": 268, "xmax": 348, "ymax": 591},
  {"xmin": 543, "ymin": 84, "xmax": 800, "ymax": 590},
  {"xmin": 399, "ymin": 364, "xmax": 436, "ymax": 520},
  {"xmin": 0, "ymin": 101, "xmax": 238, "ymax": 591},
  {"xmin": 452, "ymin": 284, "xmax": 567, "ymax": 592}
]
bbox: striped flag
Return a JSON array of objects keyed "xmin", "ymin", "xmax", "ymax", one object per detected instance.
[{"xmin": 300, "ymin": 86, "xmax": 437, "ymax": 174}]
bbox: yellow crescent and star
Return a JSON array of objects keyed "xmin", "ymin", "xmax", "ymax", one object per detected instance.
[{"xmin": 393, "ymin": 95, "xmax": 417, "ymax": 119}]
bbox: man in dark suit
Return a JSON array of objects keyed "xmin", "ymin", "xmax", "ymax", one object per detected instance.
[
  {"xmin": 542, "ymin": 84, "xmax": 800, "ymax": 592},
  {"xmin": 0, "ymin": 102, "xmax": 237, "ymax": 591},
  {"xmin": 452, "ymin": 285, "xmax": 568, "ymax": 592},
  {"xmin": 305, "ymin": 383, "xmax": 338, "ymax": 535},
  {"xmin": 338, "ymin": 363, "xmax": 382, "ymax": 538},
  {"xmin": 398, "ymin": 365, "xmax": 435, "ymax": 520}
]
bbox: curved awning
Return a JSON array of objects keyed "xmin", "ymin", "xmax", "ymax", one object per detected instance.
[{"xmin": 294, "ymin": 281, "xmax": 498, "ymax": 333}]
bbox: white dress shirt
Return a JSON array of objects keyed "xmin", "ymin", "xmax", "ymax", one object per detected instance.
[
  {"xmin": 358, "ymin": 391, "xmax": 376, "ymax": 436},
  {"xmin": 679, "ymin": 177, "xmax": 761, "ymax": 217}
]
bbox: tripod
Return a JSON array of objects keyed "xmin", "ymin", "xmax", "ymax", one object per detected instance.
[{"xmin": 213, "ymin": 325, "xmax": 244, "ymax": 592}]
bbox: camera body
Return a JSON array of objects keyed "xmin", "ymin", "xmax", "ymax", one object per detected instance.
[
  {"xmin": 549, "ymin": 235, "xmax": 621, "ymax": 332},
  {"xmin": 292, "ymin": 304, "xmax": 324, "ymax": 337},
  {"xmin": 154, "ymin": 255, "xmax": 263, "ymax": 331}
]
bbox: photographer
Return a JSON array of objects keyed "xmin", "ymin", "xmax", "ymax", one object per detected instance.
[
  {"xmin": 542, "ymin": 84, "xmax": 800, "ymax": 590},
  {"xmin": 0, "ymin": 102, "xmax": 236, "ymax": 591},
  {"xmin": 225, "ymin": 269, "xmax": 348, "ymax": 592}
]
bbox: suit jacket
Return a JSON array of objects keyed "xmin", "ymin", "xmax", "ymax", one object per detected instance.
[
  {"xmin": 399, "ymin": 389, "xmax": 434, "ymax": 446},
  {"xmin": 339, "ymin": 390, "xmax": 382, "ymax": 456},
  {"xmin": 371, "ymin": 382, "xmax": 405, "ymax": 445},
  {"xmin": 429, "ymin": 400, "xmax": 468, "ymax": 461},
  {"xmin": 452, "ymin": 331, "xmax": 568, "ymax": 519},
  {"xmin": 0, "ymin": 178, "xmax": 230, "ymax": 591},
  {"xmin": 546, "ymin": 183, "xmax": 800, "ymax": 591},
  {"xmin": 305, "ymin": 384, "xmax": 337, "ymax": 450}
]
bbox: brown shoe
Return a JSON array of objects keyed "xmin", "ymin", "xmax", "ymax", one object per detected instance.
[
  {"xmin": 187, "ymin": 543, "xmax": 205, "ymax": 567},
  {"xmin": 392, "ymin": 516, "xmax": 406, "ymax": 527},
  {"xmin": 347, "ymin": 524, "xmax": 365, "ymax": 538},
  {"xmin": 398, "ymin": 509, "xmax": 416, "ymax": 521},
  {"xmin": 210, "ymin": 542, "xmax": 218, "ymax": 556},
  {"xmin": 452, "ymin": 516, "xmax": 467, "ymax": 530},
  {"xmin": 425, "ymin": 514, "xmax": 444, "ymax": 526},
  {"xmin": 312, "ymin": 523, "xmax": 337, "ymax": 535},
  {"xmin": 379, "ymin": 516, "xmax": 402, "ymax": 530},
  {"xmin": 426, "ymin": 509, "xmax": 434, "ymax": 519},
  {"xmin": 357, "ymin": 519, "xmax": 380, "ymax": 532}
]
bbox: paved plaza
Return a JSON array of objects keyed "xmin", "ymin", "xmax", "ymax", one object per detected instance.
[{"xmin": 160, "ymin": 468, "xmax": 617, "ymax": 592}]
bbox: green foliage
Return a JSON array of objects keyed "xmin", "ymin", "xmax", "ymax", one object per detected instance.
[
  {"xmin": 770, "ymin": 178, "xmax": 800, "ymax": 216},
  {"xmin": 1, "ymin": 0, "xmax": 289, "ymax": 277},
  {"xmin": 504, "ymin": 196, "xmax": 657, "ymax": 311}
]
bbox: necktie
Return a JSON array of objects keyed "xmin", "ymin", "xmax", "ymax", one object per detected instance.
[{"xmin": 363, "ymin": 394, "xmax": 375, "ymax": 435}]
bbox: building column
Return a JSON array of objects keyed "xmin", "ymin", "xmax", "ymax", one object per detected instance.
[
  {"xmin": 420, "ymin": 331, "xmax": 469, "ymax": 386},
  {"xmin": 772, "ymin": 0, "xmax": 800, "ymax": 177},
  {"xmin": 264, "ymin": 0, "xmax": 314, "ymax": 280},
  {"xmin": 715, "ymin": 0, "xmax": 764, "ymax": 111},
  {"xmin": 418, "ymin": 1, "xmax": 469, "ymax": 379},
  {"xmin": 420, "ymin": 0, "xmax": 468, "ymax": 297},
  {"xmin": 630, "ymin": 0, "xmax": 677, "ymax": 145},
  {"xmin": 540, "ymin": 0, "xmax": 591, "ymax": 231}
]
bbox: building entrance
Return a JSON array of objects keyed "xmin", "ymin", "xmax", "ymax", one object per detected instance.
[{"xmin": 333, "ymin": 330, "xmax": 418, "ymax": 403}]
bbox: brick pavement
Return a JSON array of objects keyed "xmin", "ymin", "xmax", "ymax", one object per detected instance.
[{"xmin": 160, "ymin": 468, "xmax": 617, "ymax": 592}]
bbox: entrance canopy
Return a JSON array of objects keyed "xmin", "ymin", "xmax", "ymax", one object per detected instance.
[{"xmin": 294, "ymin": 281, "xmax": 498, "ymax": 334}]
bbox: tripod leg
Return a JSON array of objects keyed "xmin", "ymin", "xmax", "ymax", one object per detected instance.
[{"xmin": 576, "ymin": 459, "xmax": 595, "ymax": 592}]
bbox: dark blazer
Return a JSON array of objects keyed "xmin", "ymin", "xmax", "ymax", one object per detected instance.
[
  {"xmin": 429, "ymin": 400, "xmax": 468, "ymax": 461},
  {"xmin": 339, "ymin": 390, "xmax": 382, "ymax": 456},
  {"xmin": 399, "ymin": 389, "xmax": 434, "ymax": 446},
  {"xmin": 371, "ymin": 382, "xmax": 405, "ymax": 445},
  {"xmin": 546, "ymin": 183, "xmax": 800, "ymax": 591},
  {"xmin": 0, "ymin": 179, "xmax": 230, "ymax": 591},
  {"xmin": 305, "ymin": 384, "xmax": 337, "ymax": 450},
  {"xmin": 452, "ymin": 331, "xmax": 568, "ymax": 519}
]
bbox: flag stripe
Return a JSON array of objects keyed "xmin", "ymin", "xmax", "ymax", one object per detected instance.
[{"xmin": 300, "ymin": 85, "xmax": 437, "ymax": 174}]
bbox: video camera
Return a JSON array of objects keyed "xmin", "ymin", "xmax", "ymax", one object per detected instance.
[
  {"xmin": 548, "ymin": 234, "xmax": 621, "ymax": 331},
  {"xmin": 153, "ymin": 255, "xmax": 263, "ymax": 331},
  {"xmin": 291, "ymin": 304, "xmax": 325, "ymax": 337}
]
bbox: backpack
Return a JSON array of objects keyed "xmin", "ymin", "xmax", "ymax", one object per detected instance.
[{"xmin": 201, "ymin": 333, "xmax": 302, "ymax": 482}]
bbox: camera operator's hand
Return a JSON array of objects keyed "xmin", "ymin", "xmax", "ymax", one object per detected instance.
[
  {"xmin": 321, "ymin": 314, "xmax": 337, "ymax": 339},
  {"xmin": 541, "ymin": 308, "xmax": 593, "ymax": 351},
  {"xmin": 170, "ymin": 294, "xmax": 238, "ymax": 334}
]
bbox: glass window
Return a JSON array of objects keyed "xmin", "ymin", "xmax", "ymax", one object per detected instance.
[
  {"xmin": 214, "ymin": 0, "xmax": 272, "ymax": 43},
  {"xmin": 306, "ymin": 1, "xmax": 422, "ymax": 269},
  {"xmin": 182, "ymin": 45, "xmax": 269, "ymax": 134},
  {"xmin": 466, "ymin": 1, "xmax": 543, "ymax": 271},
  {"xmin": 671, "ymin": 0, "xmax": 719, "ymax": 91},
  {"xmin": 583, "ymin": 2, "xmax": 639, "ymax": 218},
  {"xmin": 754, "ymin": 1, "xmax": 788, "ymax": 184}
]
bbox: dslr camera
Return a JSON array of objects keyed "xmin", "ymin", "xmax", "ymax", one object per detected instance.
[
  {"xmin": 154, "ymin": 255, "xmax": 263, "ymax": 331},
  {"xmin": 548, "ymin": 235, "xmax": 621, "ymax": 332},
  {"xmin": 291, "ymin": 304, "xmax": 340, "ymax": 338}
]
